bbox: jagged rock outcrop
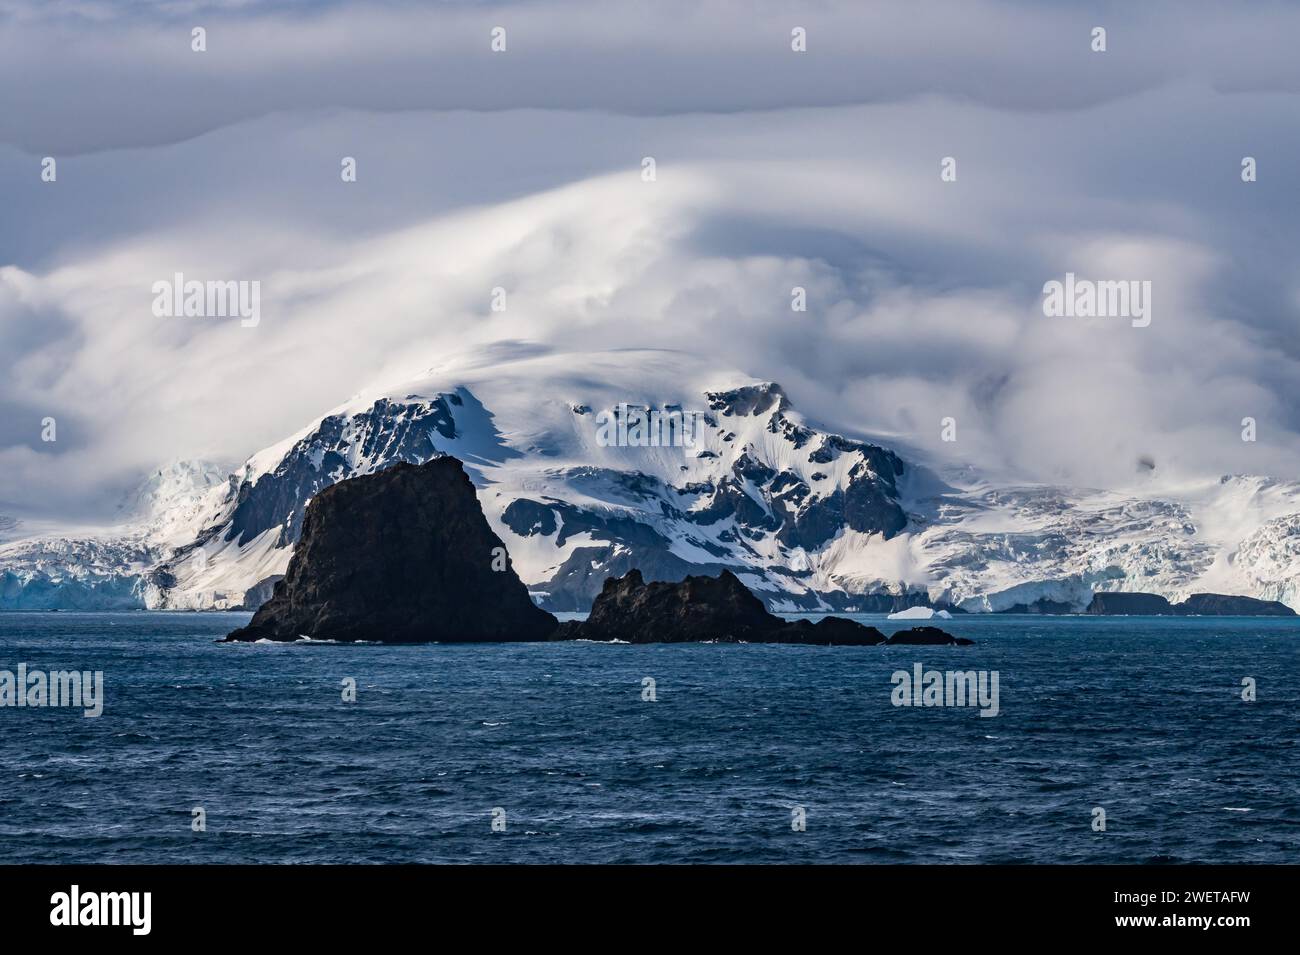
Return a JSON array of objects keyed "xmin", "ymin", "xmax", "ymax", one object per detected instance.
[
  {"xmin": 553, "ymin": 569, "xmax": 972, "ymax": 645},
  {"xmin": 224, "ymin": 457, "xmax": 557, "ymax": 643},
  {"xmin": 221, "ymin": 396, "xmax": 459, "ymax": 549}
]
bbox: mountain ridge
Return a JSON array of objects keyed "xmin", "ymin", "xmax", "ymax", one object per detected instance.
[{"xmin": 3, "ymin": 348, "xmax": 1299, "ymax": 614}]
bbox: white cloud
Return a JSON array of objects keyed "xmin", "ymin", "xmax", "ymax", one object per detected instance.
[
  {"xmin": 2, "ymin": 3, "xmax": 1299, "ymax": 523},
  {"xmin": 5, "ymin": 0, "xmax": 1300, "ymax": 153}
]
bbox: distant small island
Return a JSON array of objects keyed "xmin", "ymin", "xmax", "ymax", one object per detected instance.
[
  {"xmin": 1085, "ymin": 591, "xmax": 1295, "ymax": 616},
  {"xmin": 224, "ymin": 457, "xmax": 971, "ymax": 646}
]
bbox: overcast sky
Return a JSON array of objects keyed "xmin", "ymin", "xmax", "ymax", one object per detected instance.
[{"xmin": 2, "ymin": 0, "xmax": 1299, "ymax": 524}]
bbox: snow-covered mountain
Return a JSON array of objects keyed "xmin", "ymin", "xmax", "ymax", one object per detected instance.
[
  {"xmin": 145, "ymin": 347, "xmax": 914, "ymax": 611},
  {"xmin": 3, "ymin": 347, "xmax": 1299, "ymax": 613}
]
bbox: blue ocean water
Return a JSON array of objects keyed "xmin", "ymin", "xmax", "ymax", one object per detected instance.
[{"xmin": 1, "ymin": 611, "xmax": 1297, "ymax": 864}]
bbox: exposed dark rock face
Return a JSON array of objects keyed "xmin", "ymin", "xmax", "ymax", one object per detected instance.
[
  {"xmin": 553, "ymin": 569, "xmax": 971, "ymax": 646},
  {"xmin": 688, "ymin": 386, "xmax": 908, "ymax": 550},
  {"xmin": 221, "ymin": 396, "xmax": 459, "ymax": 549},
  {"xmin": 1086, "ymin": 592, "xmax": 1175, "ymax": 615},
  {"xmin": 224, "ymin": 458, "xmax": 557, "ymax": 643},
  {"xmin": 1085, "ymin": 590, "xmax": 1296, "ymax": 616},
  {"xmin": 706, "ymin": 383, "xmax": 789, "ymax": 418},
  {"xmin": 1174, "ymin": 593, "xmax": 1296, "ymax": 616}
]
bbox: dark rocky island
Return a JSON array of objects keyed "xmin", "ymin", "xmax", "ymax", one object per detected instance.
[
  {"xmin": 1086, "ymin": 591, "xmax": 1295, "ymax": 616},
  {"xmin": 224, "ymin": 457, "xmax": 556, "ymax": 643},
  {"xmin": 555, "ymin": 569, "xmax": 973, "ymax": 645},
  {"xmin": 881, "ymin": 625, "xmax": 975, "ymax": 645},
  {"xmin": 224, "ymin": 456, "xmax": 971, "ymax": 646},
  {"xmin": 1173, "ymin": 593, "xmax": 1295, "ymax": 616}
]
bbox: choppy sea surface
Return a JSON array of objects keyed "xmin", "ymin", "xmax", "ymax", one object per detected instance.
[{"xmin": 1, "ymin": 611, "xmax": 1297, "ymax": 864}]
